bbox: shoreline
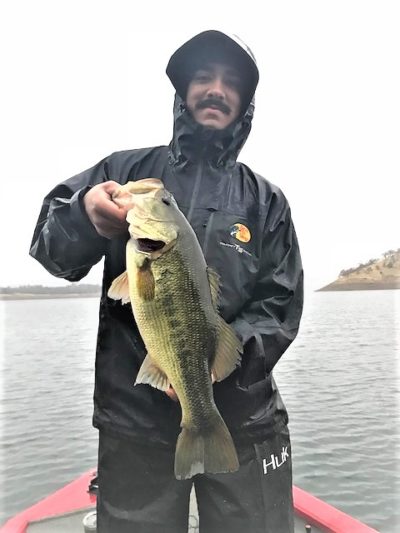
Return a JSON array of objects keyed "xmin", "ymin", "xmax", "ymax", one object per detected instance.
[
  {"xmin": 316, "ymin": 282, "xmax": 400, "ymax": 292},
  {"xmin": 0, "ymin": 293, "xmax": 101, "ymax": 301}
]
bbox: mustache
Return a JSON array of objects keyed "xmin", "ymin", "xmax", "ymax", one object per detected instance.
[{"xmin": 195, "ymin": 98, "xmax": 231, "ymax": 115}]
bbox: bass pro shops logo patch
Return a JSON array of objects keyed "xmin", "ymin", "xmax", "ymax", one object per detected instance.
[
  {"xmin": 219, "ymin": 223, "xmax": 253, "ymax": 257},
  {"xmin": 229, "ymin": 223, "xmax": 251, "ymax": 243}
]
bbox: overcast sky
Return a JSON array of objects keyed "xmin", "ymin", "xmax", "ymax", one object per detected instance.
[{"xmin": 1, "ymin": 0, "xmax": 399, "ymax": 292}]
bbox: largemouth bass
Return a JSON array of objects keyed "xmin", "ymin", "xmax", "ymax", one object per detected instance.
[{"xmin": 108, "ymin": 179, "xmax": 242, "ymax": 479}]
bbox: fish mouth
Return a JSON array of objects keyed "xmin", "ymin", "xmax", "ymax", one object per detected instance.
[{"xmin": 136, "ymin": 238, "xmax": 166, "ymax": 253}]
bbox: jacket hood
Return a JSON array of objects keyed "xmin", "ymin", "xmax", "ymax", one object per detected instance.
[
  {"xmin": 167, "ymin": 31, "xmax": 258, "ymax": 168},
  {"xmin": 167, "ymin": 30, "xmax": 259, "ymax": 114}
]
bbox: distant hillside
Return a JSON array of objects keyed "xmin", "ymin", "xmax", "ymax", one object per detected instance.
[
  {"xmin": 318, "ymin": 249, "xmax": 400, "ymax": 291},
  {"xmin": 0, "ymin": 284, "xmax": 101, "ymax": 300}
]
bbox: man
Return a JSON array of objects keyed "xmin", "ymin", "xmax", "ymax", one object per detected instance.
[{"xmin": 30, "ymin": 30, "xmax": 303, "ymax": 533}]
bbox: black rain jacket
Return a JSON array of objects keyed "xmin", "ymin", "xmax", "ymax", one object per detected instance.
[{"xmin": 30, "ymin": 94, "xmax": 304, "ymax": 448}]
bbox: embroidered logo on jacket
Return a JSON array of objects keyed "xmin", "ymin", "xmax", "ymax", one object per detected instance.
[
  {"xmin": 219, "ymin": 241, "xmax": 252, "ymax": 257},
  {"xmin": 229, "ymin": 223, "xmax": 251, "ymax": 243}
]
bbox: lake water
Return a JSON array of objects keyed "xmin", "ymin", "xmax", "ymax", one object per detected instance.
[{"xmin": 0, "ymin": 290, "xmax": 399, "ymax": 531}]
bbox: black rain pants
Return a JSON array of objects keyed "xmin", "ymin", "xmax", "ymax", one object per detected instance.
[{"xmin": 96, "ymin": 426, "xmax": 294, "ymax": 533}]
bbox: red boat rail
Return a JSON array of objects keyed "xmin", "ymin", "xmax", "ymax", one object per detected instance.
[
  {"xmin": 293, "ymin": 486, "xmax": 379, "ymax": 533},
  {"xmin": 0, "ymin": 470, "xmax": 96, "ymax": 533},
  {"xmin": 0, "ymin": 471, "xmax": 379, "ymax": 533}
]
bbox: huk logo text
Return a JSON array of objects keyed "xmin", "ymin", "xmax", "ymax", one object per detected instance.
[{"xmin": 262, "ymin": 446, "xmax": 289, "ymax": 475}]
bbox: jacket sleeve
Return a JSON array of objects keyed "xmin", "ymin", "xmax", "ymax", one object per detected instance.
[
  {"xmin": 230, "ymin": 195, "xmax": 304, "ymax": 375},
  {"xmin": 29, "ymin": 157, "xmax": 111, "ymax": 282}
]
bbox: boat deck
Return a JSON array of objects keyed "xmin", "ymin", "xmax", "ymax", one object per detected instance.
[
  {"xmin": 26, "ymin": 508, "xmax": 320, "ymax": 533},
  {"xmin": 2, "ymin": 471, "xmax": 378, "ymax": 533},
  {"xmin": 26, "ymin": 487, "xmax": 321, "ymax": 533}
]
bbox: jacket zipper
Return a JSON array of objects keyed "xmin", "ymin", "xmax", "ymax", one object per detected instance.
[
  {"xmin": 186, "ymin": 155, "xmax": 204, "ymax": 223},
  {"xmin": 203, "ymin": 211, "xmax": 215, "ymax": 258}
]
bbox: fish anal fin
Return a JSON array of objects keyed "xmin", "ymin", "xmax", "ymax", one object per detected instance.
[
  {"xmin": 211, "ymin": 317, "xmax": 243, "ymax": 382},
  {"xmin": 206, "ymin": 267, "xmax": 220, "ymax": 311},
  {"xmin": 135, "ymin": 354, "xmax": 170, "ymax": 391},
  {"xmin": 107, "ymin": 271, "xmax": 130, "ymax": 304}
]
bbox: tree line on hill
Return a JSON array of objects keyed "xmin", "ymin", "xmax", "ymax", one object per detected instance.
[{"xmin": 339, "ymin": 249, "xmax": 400, "ymax": 278}]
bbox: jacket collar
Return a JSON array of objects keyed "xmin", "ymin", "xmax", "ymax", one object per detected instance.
[{"xmin": 168, "ymin": 94, "xmax": 254, "ymax": 169}]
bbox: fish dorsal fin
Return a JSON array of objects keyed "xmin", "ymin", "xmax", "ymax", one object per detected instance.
[
  {"xmin": 135, "ymin": 354, "xmax": 170, "ymax": 391},
  {"xmin": 108, "ymin": 271, "xmax": 130, "ymax": 304},
  {"xmin": 211, "ymin": 317, "xmax": 243, "ymax": 382},
  {"xmin": 207, "ymin": 267, "xmax": 220, "ymax": 311}
]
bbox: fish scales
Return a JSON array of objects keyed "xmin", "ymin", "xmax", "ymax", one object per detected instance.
[{"xmin": 131, "ymin": 244, "xmax": 218, "ymax": 427}]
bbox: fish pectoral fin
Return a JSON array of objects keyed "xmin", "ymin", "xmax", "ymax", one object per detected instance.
[
  {"xmin": 211, "ymin": 317, "xmax": 243, "ymax": 382},
  {"xmin": 135, "ymin": 354, "xmax": 170, "ymax": 391},
  {"xmin": 206, "ymin": 267, "xmax": 221, "ymax": 311},
  {"xmin": 108, "ymin": 271, "xmax": 130, "ymax": 304},
  {"xmin": 137, "ymin": 263, "xmax": 155, "ymax": 301}
]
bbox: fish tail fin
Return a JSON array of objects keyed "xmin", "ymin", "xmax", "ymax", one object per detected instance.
[{"xmin": 174, "ymin": 417, "xmax": 239, "ymax": 480}]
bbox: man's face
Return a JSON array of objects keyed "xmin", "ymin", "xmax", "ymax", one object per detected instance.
[{"xmin": 185, "ymin": 63, "xmax": 242, "ymax": 130}]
